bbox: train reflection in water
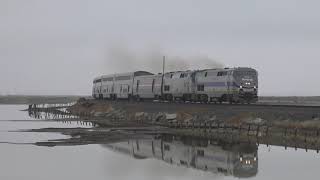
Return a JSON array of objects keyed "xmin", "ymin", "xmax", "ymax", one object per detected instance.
[{"xmin": 103, "ymin": 135, "xmax": 258, "ymax": 178}]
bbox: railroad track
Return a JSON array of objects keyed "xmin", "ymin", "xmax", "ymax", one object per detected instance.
[{"xmin": 93, "ymin": 99, "xmax": 320, "ymax": 109}]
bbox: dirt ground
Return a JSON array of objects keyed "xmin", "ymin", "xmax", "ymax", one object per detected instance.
[{"xmin": 65, "ymin": 98, "xmax": 320, "ymax": 130}]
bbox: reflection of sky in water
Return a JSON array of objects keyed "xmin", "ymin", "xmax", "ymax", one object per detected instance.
[{"xmin": 0, "ymin": 105, "xmax": 320, "ymax": 180}]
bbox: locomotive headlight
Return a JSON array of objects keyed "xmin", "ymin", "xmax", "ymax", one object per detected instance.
[
  {"xmin": 240, "ymin": 157, "xmax": 243, "ymax": 162},
  {"xmin": 240, "ymin": 86, "xmax": 243, "ymax": 89},
  {"xmin": 254, "ymin": 86, "xmax": 257, "ymax": 89}
]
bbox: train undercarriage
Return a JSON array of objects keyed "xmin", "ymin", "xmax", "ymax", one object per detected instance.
[{"xmin": 95, "ymin": 92, "xmax": 258, "ymax": 104}]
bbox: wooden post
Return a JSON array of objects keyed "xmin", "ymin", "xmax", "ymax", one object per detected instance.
[
  {"xmin": 284, "ymin": 128, "xmax": 287, "ymax": 137},
  {"xmin": 256, "ymin": 125, "xmax": 260, "ymax": 137}
]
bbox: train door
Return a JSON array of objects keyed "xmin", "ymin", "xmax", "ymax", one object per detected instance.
[
  {"xmin": 111, "ymin": 84, "xmax": 114, "ymax": 98},
  {"xmin": 227, "ymin": 71, "xmax": 232, "ymax": 101},
  {"xmin": 136, "ymin": 80, "xmax": 140, "ymax": 93},
  {"xmin": 152, "ymin": 79, "xmax": 155, "ymax": 93},
  {"xmin": 183, "ymin": 73, "xmax": 189, "ymax": 94},
  {"xmin": 121, "ymin": 84, "xmax": 129, "ymax": 98},
  {"xmin": 190, "ymin": 72, "xmax": 196, "ymax": 94},
  {"xmin": 120, "ymin": 85, "xmax": 123, "ymax": 98}
]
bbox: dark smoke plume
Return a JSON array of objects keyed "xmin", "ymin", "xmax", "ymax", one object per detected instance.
[{"xmin": 104, "ymin": 45, "xmax": 224, "ymax": 74}]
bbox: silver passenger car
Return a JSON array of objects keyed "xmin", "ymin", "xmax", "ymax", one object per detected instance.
[{"xmin": 92, "ymin": 71, "xmax": 153, "ymax": 100}]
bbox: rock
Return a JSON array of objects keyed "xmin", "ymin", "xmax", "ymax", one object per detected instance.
[
  {"xmin": 176, "ymin": 112, "xmax": 193, "ymax": 123},
  {"xmin": 246, "ymin": 118, "xmax": 266, "ymax": 125},
  {"xmin": 208, "ymin": 115, "xmax": 217, "ymax": 121},
  {"xmin": 153, "ymin": 113, "xmax": 166, "ymax": 123},
  {"xmin": 165, "ymin": 113, "xmax": 177, "ymax": 120},
  {"xmin": 94, "ymin": 112, "xmax": 104, "ymax": 117},
  {"xmin": 135, "ymin": 112, "xmax": 149, "ymax": 121}
]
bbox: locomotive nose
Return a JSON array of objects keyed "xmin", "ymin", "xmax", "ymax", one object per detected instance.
[{"xmin": 240, "ymin": 78, "xmax": 257, "ymax": 88}]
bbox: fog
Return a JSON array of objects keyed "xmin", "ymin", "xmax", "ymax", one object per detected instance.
[{"xmin": 1, "ymin": 0, "xmax": 320, "ymax": 96}]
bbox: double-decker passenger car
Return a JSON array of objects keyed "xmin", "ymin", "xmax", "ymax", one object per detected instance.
[{"xmin": 92, "ymin": 71, "xmax": 153, "ymax": 100}]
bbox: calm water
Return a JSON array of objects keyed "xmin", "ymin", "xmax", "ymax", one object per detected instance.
[{"xmin": 0, "ymin": 105, "xmax": 319, "ymax": 180}]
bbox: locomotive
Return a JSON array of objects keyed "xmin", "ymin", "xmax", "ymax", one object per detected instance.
[{"xmin": 92, "ymin": 67, "xmax": 258, "ymax": 104}]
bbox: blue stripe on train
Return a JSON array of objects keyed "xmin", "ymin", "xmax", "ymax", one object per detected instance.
[{"xmin": 202, "ymin": 82, "xmax": 240, "ymax": 88}]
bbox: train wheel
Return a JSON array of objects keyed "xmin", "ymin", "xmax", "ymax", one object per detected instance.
[
  {"xmin": 182, "ymin": 95, "xmax": 187, "ymax": 102},
  {"xmin": 128, "ymin": 95, "xmax": 133, "ymax": 102},
  {"xmin": 202, "ymin": 95, "xmax": 208, "ymax": 103},
  {"xmin": 196, "ymin": 95, "xmax": 201, "ymax": 102},
  {"xmin": 218, "ymin": 96, "xmax": 224, "ymax": 104}
]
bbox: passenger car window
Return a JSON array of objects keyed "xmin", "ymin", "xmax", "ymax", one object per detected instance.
[
  {"xmin": 164, "ymin": 85, "xmax": 170, "ymax": 91},
  {"xmin": 217, "ymin": 72, "xmax": 227, "ymax": 76}
]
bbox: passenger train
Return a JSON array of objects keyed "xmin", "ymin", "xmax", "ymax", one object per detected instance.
[{"xmin": 92, "ymin": 67, "xmax": 258, "ymax": 103}]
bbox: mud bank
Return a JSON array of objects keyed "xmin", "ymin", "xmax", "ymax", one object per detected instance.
[{"xmin": 66, "ymin": 99, "xmax": 320, "ymax": 129}]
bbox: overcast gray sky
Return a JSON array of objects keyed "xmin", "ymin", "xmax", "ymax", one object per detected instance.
[{"xmin": 1, "ymin": 0, "xmax": 319, "ymax": 96}]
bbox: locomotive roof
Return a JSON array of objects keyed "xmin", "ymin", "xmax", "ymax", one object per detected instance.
[{"xmin": 199, "ymin": 67, "xmax": 256, "ymax": 72}]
